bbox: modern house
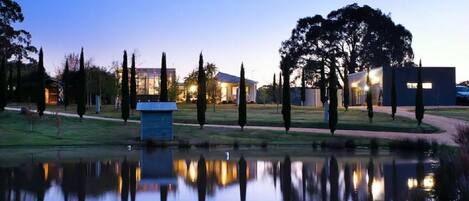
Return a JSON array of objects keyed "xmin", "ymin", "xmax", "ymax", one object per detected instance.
[
  {"xmin": 116, "ymin": 68, "xmax": 177, "ymax": 101},
  {"xmin": 348, "ymin": 66, "xmax": 456, "ymax": 106},
  {"xmin": 215, "ymin": 72, "xmax": 258, "ymax": 103}
]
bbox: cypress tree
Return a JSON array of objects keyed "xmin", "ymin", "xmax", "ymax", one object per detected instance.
[
  {"xmin": 366, "ymin": 66, "xmax": 373, "ymax": 122},
  {"xmin": 343, "ymin": 68, "xmax": 350, "ymax": 111},
  {"xmin": 280, "ymin": 62, "xmax": 291, "ymax": 133},
  {"xmin": 121, "ymin": 51, "xmax": 129, "ymax": 123},
  {"xmin": 320, "ymin": 60, "xmax": 326, "ymax": 105},
  {"xmin": 62, "ymin": 59, "xmax": 69, "ymax": 111},
  {"xmin": 391, "ymin": 65, "xmax": 397, "ymax": 120},
  {"xmin": 77, "ymin": 48, "xmax": 86, "ymax": 120},
  {"xmin": 0, "ymin": 56, "xmax": 6, "ymax": 111},
  {"xmin": 15, "ymin": 57, "xmax": 21, "ymax": 102},
  {"xmin": 272, "ymin": 73, "xmax": 277, "ymax": 104},
  {"xmin": 278, "ymin": 72, "xmax": 283, "ymax": 104},
  {"xmin": 238, "ymin": 63, "xmax": 247, "ymax": 131},
  {"xmin": 37, "ymin": 48, "xmax": 46, "ymax": 117},
  {"xmin": 159, "ymin": 52, "xmax": 168, "ymax": 102},
  {"xmin": 415, "ymin": 60, "xmax": 424, "ymax": 125},
  {"xmin": 7, "ymin": 62, "xmax": 13, "ymax": 101},
  {"xmin": 300, "ymin": 68, "xmax": 306, "ymax": 106},
  {"xmin": 329, "ymin": 62, "xmax": 338, "ymax": 135},
  {"xmin": 130, "ymin": 53, "xmax": 137, "ymax": 109},
  {"xmin": 197, "ymin": 53, "xmax": 206, "ymax": 129}
]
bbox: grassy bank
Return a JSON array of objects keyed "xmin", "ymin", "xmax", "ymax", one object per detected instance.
[
  {"xmin": 0, "ymin": 111, "xmax": 387, "ymax": 147},
  {"xmin": 425, "ymin": 108, "xmax": 469, "ymax": 121},
  {"xmin": 8, "ymin": 103, "xmax": 439, "ymax": 133}
]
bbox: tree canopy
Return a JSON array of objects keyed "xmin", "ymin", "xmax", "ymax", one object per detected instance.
[
  {"xmin": 280, "ymin": 3, "xmax": 413, "ymax": 87},
  {"xmin": 0, "ymin": 0, "xmax": 37, "ymax": 60}
]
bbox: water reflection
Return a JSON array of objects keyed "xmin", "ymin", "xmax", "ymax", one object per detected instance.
[{"xmin": 0, "ymin": 149, "xmax": 468, "ymax": 201}]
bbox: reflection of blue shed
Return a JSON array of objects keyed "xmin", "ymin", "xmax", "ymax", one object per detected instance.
[
  {"xmin": 137, "ymin": 102, "xmax": 178, "ymax": 141},
  {"xmin": 140, "ymin": 150, "xmax": 177, "ymax": 185}
]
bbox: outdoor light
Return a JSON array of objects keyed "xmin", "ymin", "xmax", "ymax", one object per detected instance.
[{"xmin": 189, "ymin": 85, "xmax": 197, "ymax": 93}]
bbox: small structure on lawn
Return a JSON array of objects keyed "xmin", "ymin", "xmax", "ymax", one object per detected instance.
[{"xmin": 137, "ymin": 102, "xmax": 177, "ymax": 141}]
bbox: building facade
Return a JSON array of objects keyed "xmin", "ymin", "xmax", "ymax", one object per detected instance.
[
  {"xmin": 215, "ymin": 72, "xmax": 257, "ymax": 103},
  {"xmin": 348, "ymin": 66, "xmax": 455, "ymax": 106},
  {"xmin": 116, "ymin": 68, "xmax": 177, "ymax": 101}
]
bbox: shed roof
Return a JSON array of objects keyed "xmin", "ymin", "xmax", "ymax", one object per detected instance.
[
  {"xmin": 136, "ymin": 102, "xmax": 178, "ymax": 111},
  {"xmin": 215, "ymin": 72, "xmax": 258, "ymax": 85}
]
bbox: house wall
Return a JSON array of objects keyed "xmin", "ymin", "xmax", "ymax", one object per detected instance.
[
  {"xmin": 382, "ymin": 67, "xmax": 455, "ymax": 106},
  {"xmin": 220, "ymin": 82, "xmax": 256, "ymax": 103}
]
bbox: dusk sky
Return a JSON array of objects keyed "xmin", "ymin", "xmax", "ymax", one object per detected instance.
[{"xmin": 16, "ymin": 0, "xmax": 469, "ymax": 85}]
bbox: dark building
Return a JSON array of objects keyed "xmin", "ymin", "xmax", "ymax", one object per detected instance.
[{"xmin": 349, "ymin": 66, "xmax": 456, "ymax": 106}]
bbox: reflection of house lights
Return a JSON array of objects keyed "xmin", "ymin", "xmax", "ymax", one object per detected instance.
[
  {"xmin": 407, "ymin": 178, "xmax": 418, "ymax": 189},
  {"xmin": 364, "ymin": 85, "xmax": 370, "ymax": 91},
  {"xmin": 221, "ymin": 161, "xmax": 228, "ymax": 186},
  {"xmin": 188, "ymin": 162, "xmax": 197, "ymax": 182},
  {"xmin": 136, "ymin": 167, "xmax": 141, "ymax": 182},
  {"xmin": 371, "ymin": 178, "xmax": 384, "ymax": 200},
  {"xmin": 353, "ymin": 170, "xmax": 359, "ymax": 190},
  {"xmin": 43, "ymin": 163, "xmax": 49, "ymax": 181},
  {"xmin": 423, "ymin": 175, "xmax": 434, "ymax": 190}
]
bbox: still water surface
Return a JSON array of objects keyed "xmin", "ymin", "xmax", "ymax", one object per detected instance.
[{"xmin": 0, "ymin": 147, "xmax": 467, "ymax": 201}]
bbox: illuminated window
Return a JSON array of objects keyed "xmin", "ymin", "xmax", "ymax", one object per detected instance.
[{"xmin": 407, "ymin": 82, "xmax": 432, "ymax": 89}]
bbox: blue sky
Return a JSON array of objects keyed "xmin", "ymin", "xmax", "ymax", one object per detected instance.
[{"xmin": 16, "ymin": 0, "xmax": 469, "ymax": 84}]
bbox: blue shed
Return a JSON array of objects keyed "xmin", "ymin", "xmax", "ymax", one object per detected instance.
[{"xmin": 137, "ymin": 102, "xmax": 178, "ymax": 141}]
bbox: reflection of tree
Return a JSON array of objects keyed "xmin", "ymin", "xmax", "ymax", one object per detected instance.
[
  {"xmin": 121, "ymin": 160, "xmax": 129, "ymax": 201},
  {"xmin": 160, "ymin": 186, "xmax": 168, "ymax": 201},
  {"xmin": 31, "ymin": 164, "xmax": 48, "ymax": 201},
  {"xmin": 280, "ymin": 156, "xmax": 292, "ymax": 201},
  {"xmin": 239, "ymin": 156, "xmax": 247, "ymax": 201},
  {"xmin": 0, "ymin": 168, "xmax": 7, "ymax": 201},
  {"xmin": 197, "ymin": 156, "xmax": 207, "ymax": 201},
  {"xmin": 344, "ymin": 163, "xmax": 352, "ymax": 200},
  {"xmin": 367, "ymin": 159, "xmax": 374, "ymax": 201},
  {"xmin": 272, "ymin": 161, "xmax": 278, "ymax": 189},
  {"xmin": 129, "ymin": 163, "xmax": 137, "ymax": 201},
  {"xmin": 76, "ymin": 162, "xmax": 87, "ymax": 201},
  {"xmin": 320, "ymin": 161, "xmax": 327, "ymax": 201},
  {"xmin": 330, "ymin": 157, "xmax": 339, "ymax": 201},
  {"xmin": 391, "ymin": 160, "xmax": 397, "ymax": 201}
]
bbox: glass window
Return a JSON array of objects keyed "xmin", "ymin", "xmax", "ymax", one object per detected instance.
[{"xmin": 407, "ymin": 82, "xmax": 432, "ymax": 89}]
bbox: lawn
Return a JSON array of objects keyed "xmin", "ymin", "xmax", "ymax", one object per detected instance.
[
  {"xmin": 425, "ymin": 108, "xmax": 469, "ymax": 121},
  {"xmin": 0, "ymin": 111, "xmax": 382, "ymax": 147},
  {"xmin": 7, "ymin": 103, "xmax": 438, "ymax": 133}
]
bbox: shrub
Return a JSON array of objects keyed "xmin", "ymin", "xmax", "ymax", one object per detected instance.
[
  {"xmin": 195, "ymin": 141, "xmax": 210, "ymax": 148},
  {"xmin": 233, "ymin": 141, "xmax": 240, "ymax": 149},
  {"xmin": 178, "ymin": 140, "xmax": 191, "ymax": 149},
  {"xmin": 369, "ymin": 138, "xmax": 379, "ymax": 151},
  {"xmin": 345, "ymin": 139, "xmax": 356, "ymax": 149},
  {"xmin": 455, "ymin": 125, "xmax": 469, "ymax": 153}
]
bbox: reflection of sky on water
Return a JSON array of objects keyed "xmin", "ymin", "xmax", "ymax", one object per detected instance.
[{"xmin": 0, "ymin": 150, "xmax": 445, "ymax": 201}]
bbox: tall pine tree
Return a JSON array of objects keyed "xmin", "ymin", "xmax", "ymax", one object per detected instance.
[
  {"xmin": 121, "ymin": 51, "xmax": 129, "ymax": 123},
  {"xmin": 329, "ymin": 62, "xmax": 338, "ymax": 135},
  {"xmin": 415, "ymin": 60, "xmax": 424, "ymax": 125},
  {"xmin": 366, "ymin": 66, "xmax": 373, "ymax": 122},
  {"xmin": 0, "ymin": 56, "xmax": 6, "ymax": 111},
  {"xmin": 280, "ymin": 60, "xmax": 291, "ymax": 133},
  {"xmin": 272, "ymin": 73, "xmax": 277, "ymax": 104},
  {"xmin": 343, "ymin": 67, "xmax": 350, "ymax": 111},
  {"xmin": 15, "ymin": 57, "xmax": 21, "ymax": 102},
  {"xmin": 130, "ymin": 53, "xmax": 137, "ymax": 109},
  {"xmin": 197, "ymin": 53, "xmax": 207, "ymax": 129},
  {"xmin": 77, "ymin": 48, "xmax": 86, "ymax": 120},
  {"xmin": 37, "ymin": 48, "xmax": 46, "ymax": 117},
  {"xmin": 320, "ymin": 60, "xmax": 326, "ymax": 105},
  {"xmin": 62, "ymin": 59, "xmax": 70, "ymax": 111},
  {"xmin": 300, "ymin": 68, "xmax": 306, "ymax": 106},
  {"xmin": 7, "ymin": 62, "xmax": 13, "ymax": 101},
  {"xmin": 391, "ymin": 65, "xmax": 397, "ymax": 120},
  {"xmin": 238, "ymin": 63, "xmax": 247, "ymax": 131},
  {"xmin": 159, "ymin": 52, "xmax": 168, "ymax": 102}
]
